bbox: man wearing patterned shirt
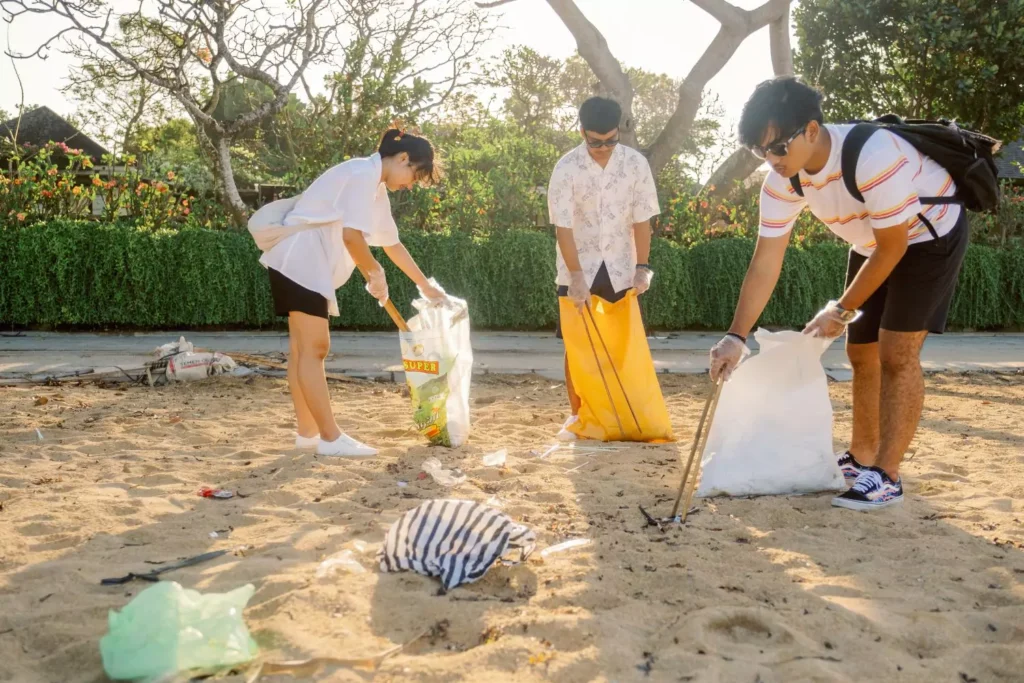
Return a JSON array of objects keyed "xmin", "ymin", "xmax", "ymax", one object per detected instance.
[
  {"xmin": 709, "ymin": 77, "xmax": 969, "ymax": 511},
  {"xmin": 547, "ymin": 96, "xmax": 661, "ymax": 440}
]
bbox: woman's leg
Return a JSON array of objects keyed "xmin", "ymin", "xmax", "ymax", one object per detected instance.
[
  {"xmin": 289, "ymin": 311, "xmax": 342, "ymax": 442},
  {"xmin": 287, "ymin": 313, "xmax": 320, "ymax": 438}
]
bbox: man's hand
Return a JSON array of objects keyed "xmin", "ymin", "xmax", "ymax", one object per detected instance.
[
  {"xmin": 568, "ymin": 271, "xmax": 590, "ymax": 310},
  {"xmin": 364, "ymin": 265, "xmax": 389, "ymax": 305},
  {"xmin": 709, "ymin": 334, "xmax": 748, "ymax": 383},
  {"xmin": 633, "ymin": 266, "xmax": 654, "ymax": 295},
  {"xmin": 803, "ymin": 301, "xmax": 858, "ymax": 339}
]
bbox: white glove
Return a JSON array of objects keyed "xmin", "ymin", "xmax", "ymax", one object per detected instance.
[
  {"xmin": 567, "ymin": 271, "xmax": 590, "ymax": 309},
  {"xmin": 364, "ymin": 266, "xmax": 389, "ymax": 305},
  {"xmin": 418, "ymin": 278, "xmax": 450, "ymax": 307},
  {"xmin": 803, "ymin": 300, "xmax": 860, "ymax": 339},
  {"xmin": 709, "ymin": 334, "xmax": 749, "ymax": 383},
  {"xmin": 633, "ymin": 266, "xmax": 654, "ymax": 295}
]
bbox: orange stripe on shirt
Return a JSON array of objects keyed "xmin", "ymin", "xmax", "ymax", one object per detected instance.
[
  {"xmin": 871, "ymin": 193, "xmax": 919, "ymax": 221},
  {"xmin": 859, "ymin": 157, "xmax": 909, "ymax": 193},
  {"xmin": 760, "ymin": 213, "xmax": 801, "ymax": 230},
  {"xmin": 764, "ymin": 184, "xmax": 804, "ymax": 204}
]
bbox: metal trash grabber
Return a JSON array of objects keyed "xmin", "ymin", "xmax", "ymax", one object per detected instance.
[
  {"xmin": 584, "ymin": 302, "xmax": 643, "ymax": 437},
  {"xmin": 576, "ymin": 304, "xmax": 626, "ymax": 439},
  {"xmin": 669, "ymin": 377, "xmax": 724, "ymax": 520}
]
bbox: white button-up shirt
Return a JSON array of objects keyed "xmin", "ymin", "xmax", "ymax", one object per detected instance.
[
  {"xmin": 547, "ymin": 143, "xmax": 660, "ymax": 292},
  {"xmin": 259, "ymin": 153, "xmax": 400, "ymax": 316}
]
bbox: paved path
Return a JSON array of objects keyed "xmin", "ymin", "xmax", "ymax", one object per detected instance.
[{"xmin": 1, "ymin": 330, "xmax": 1021, "ymax": 382}]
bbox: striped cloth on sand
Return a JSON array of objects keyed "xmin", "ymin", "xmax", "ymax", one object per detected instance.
[{"xmin": 377, "ymin": 499, "xmax": 536, "ymax": 592}]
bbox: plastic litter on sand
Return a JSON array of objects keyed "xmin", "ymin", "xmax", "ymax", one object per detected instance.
[
  {"xmin": 316, "ymin": 550, "xmax": 366, "ymax": 578},
  {"xmin": 482, "ymin": 449, "xmax": 507, "ymax": 467},
  {"xmin": 35, "ymin": 428, "xmax": 43, "ymax": 441},
  {"xmin": 541, "ymin": 538, "xmax": 591, "ymax": 557},
  {"xmin": 421, "ymin": 458, "xmax": 467, "ymax": 486}
]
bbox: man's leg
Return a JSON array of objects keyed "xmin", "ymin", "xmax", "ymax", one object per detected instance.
[
  {"xmin": 846, "ymin": 341, "xmax": 881, "ymax": 465},
  {"xmin": 875, "ymin": 329, "xmax": 928, "ymax": 480}
]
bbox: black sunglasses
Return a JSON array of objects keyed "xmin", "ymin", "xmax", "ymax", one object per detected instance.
[
  {"xmin": 585, "ymin": 135, "xmax": 619, "ymax": 149},
  {"xmin": 750, "ymin": 125, "xmax": 807, "ymax": 160}
]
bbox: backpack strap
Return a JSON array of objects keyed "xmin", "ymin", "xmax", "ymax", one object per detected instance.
[
  {"xmin": 841, "ymin": 122, "xmax": 940, "ymax": 240},
  {"xmin": 789, "ymin": 175, "xmax": 804, "ymax": 197}
]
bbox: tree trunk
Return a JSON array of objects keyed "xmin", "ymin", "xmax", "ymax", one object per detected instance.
[
  {"xmin": 702, "ymin": 2, "xmax": 793, "ymax": 199},
  {"xmin": 209, "ymin": 133, "xmax": 249, "ymax": 229}
]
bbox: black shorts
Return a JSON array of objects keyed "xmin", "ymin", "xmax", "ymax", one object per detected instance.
[
  {"xmin": 845, "ymin": 210, "xmax": 969, "ymax": 345},
  {"xmin": 268, "ymin": 268, "xmax": 330, "ymax": 319},
  {"xmin": 555, "ymin": 262, "xmax": 639, "ymax": 339}
]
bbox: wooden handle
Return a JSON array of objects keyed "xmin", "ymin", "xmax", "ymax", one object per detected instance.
[{"xmin": 383, "ymin": 299, "xmax": 409, "ymax": 332}]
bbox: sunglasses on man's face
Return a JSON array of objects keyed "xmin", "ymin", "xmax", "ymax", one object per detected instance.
[
  {"xmin": 585, "ymin": 135, "xmax": 619, "ymax": 149},
  {"xmin": 750, "ymin": 125, "xmax": 807, "ymax": 160}
]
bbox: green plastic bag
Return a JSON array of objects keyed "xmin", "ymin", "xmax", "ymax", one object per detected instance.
[{"xmin": 99, "ymin": 581, "xmax": 259, "ymax": 681}]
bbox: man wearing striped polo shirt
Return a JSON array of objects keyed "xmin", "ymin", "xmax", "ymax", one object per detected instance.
[{"xmin": 709, "ymin": 77, "xmax": 969, "ymax": 511}]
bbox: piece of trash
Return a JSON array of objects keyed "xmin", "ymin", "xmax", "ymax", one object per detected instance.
[
  {"xmin": 421, "ymin": 458, "xmax": 467, "ymax": 486},
  {"xmin": 349, "ymin": 540, "xmax": 369, "ymax": 553},
  {"xmin": 378, "ymin": 499, "xmax": 535, "ymax": 592},
  {"xmin": 535, "ymin": 445, "xmax": 560, "ymax": 459},
  {"xmin": 33, "ymin": 396, "xmax": 49, "ymax": 406},
  {"xmin": 153, "ymin": 336, "xmax": 194, "ymax": 358},
  {"xmin": 316, "ymin": 550, "xmax": 366, "ymax": 578},
  {"xmin": 166, "ymin": 352, "xmax": 237, "ymax": 382},
  {"xmin": 397, "ymin": 481, "xmax": 408, "ymax": 488},
  {"xmin": 482, "ymin": 449, "xmax": 507, "ymax": 467},
  {"xmin": 540, "ymin": 538, "xmax": 591, "ymax": 558},
  {"xmin": 99, "ymin": 581, "xmax": 258, "ymax": 681},
  {"xmin": 231, "ymin": 366, "xmax": 254, "ymax": 378},
  {"xmin": 209, "ymin": 531, "xmax": 219, "ymax": 539},
  {"xmin": 101, "ymin": 549, "xmax": 229, "ymax": 586},
  {"xmin": 35, "ymin": 428, "xmax": 44, "ymax": 441},
  {"xmin": 485, "ymin": 495, "xmax": 504, "ymax": 508},
  {"xmin": 169, "ymin": 415, "xmax": 183, "ymax": 425},
  {"xmin": 198, "ymin": 487, "xmax": 235, "ymax": 500}
]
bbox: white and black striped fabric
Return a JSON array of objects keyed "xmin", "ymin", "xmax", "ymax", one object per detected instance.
[{"xmin": 377, "ymin": 499, "xmax": 536, "ymax": 592}]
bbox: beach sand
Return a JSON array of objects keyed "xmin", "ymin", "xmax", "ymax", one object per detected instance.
[{"xmin": 1, "ymin": 372, "xmax": 1022, "ymax": 682}]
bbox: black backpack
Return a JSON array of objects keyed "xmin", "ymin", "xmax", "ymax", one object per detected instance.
[{"xmin": 789, "ymin": 115, "xmax": 1002, "ymax": 238}]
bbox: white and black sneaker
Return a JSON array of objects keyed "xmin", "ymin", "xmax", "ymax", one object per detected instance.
[
  {"xmin": 832, "ymin": 467, "xmax": 904, "ymax": 511},
  {"xmin": 837, "ymin": 450, "xmax": 868, "ymax": 485}
]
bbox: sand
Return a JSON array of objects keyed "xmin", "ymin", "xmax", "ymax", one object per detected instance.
[{"xmin": 1, "ymin": 372, "xmax": 1023, "ymax": 682}]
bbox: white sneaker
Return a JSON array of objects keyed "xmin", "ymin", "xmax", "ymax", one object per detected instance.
[
  {"xmin": 557, "ymin": 416, "xmax": 579, "ymax": 442},
  {"xmin": 317, "ymin": 433, "xmax": 378, "ymax": 458},
  {"xmin": 295, "ymin": 433, "xmax": 320, "ymax": 449}
]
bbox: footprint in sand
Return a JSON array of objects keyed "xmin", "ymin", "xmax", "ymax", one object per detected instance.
[{"xmin": 682, "ymin": 607, "xmax": 817, "ymax": 663}]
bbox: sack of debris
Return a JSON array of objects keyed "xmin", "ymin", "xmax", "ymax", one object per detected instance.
[
  {"xmin": 697, "ymin": 329, "xmax": 846, "ymax": 498},
  {"xmin": 166, "ymin": 352, "xmax": 237, "ymax": 382}
]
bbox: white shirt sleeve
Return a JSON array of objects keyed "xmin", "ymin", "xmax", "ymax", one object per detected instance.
[
  {"xmin": 369, "ymin": 188, "xmax": 400, "ymax": 247},
  {"xmin": 758, "ymin": 173, "xmax": 807, "ymax": 237},
  {"xmin": 547, "ymin": 160, "xmax": 574, "ymax": 228},
  {"xmin": 631, "ymin": 156, "xmax": 660, "ymax": 223},
  {"xmin": 856, "ymin": 131, "xmax": 923, "ymax": 230}
]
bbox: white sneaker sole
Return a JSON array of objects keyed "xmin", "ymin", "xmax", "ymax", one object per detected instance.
[
  {"xmin": 317, "ymin": 435, "xmax": 378, "ymax": 458},
  {"xmin": 831, "ymin": 495, "xmax": 904, "ymax": 511},
  {"xmin": 295, "ymin": 434, "xmax": 320, "ymax": 449}
]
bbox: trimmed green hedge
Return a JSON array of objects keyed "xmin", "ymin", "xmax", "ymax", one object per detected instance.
[{"xmin": 1, "ymin": 220, "xmax": 1021, "ymax": 330}]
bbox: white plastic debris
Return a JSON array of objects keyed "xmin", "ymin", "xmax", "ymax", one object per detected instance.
[
  {"xmin": 397, "ymin": 481, "xmax": 408, "ymax": 488},
  {"xmin": 166, "ymin": 352, "xmax": 237, "ymax": 382},
  {"xmin": 35, "ymin": 428, "xmax": 44, "ymax": 441},
  {"xmin": 535, "ymin": 445, "xmax": 560, "ymax": 459},
  {"xmin": 153, "ymin": 336, "xmax": 194, "ymax": 358},
  {"xmin": 208, "ymin": 531, "xmax": 219, "ymax": 539},
  {"xmin": 541, "ymin": 538, "xmax": 591, "ymax": 558},
  {"xmin": 230, "ymin": 366, "xmax": 254, "ymax": 378},
  {"xmin": 421, "ymin": 458, "xmax": 467, "ymax": 486},
  {"xmin": 482, "ymin": 449, "xmax": 507, "ymax": 467},
  {"xmin": 316, "ymin": 550, "xmax": 366, "ymax": 578},
  {"xmin": 485, "ymin": 495, "xmax": 504, "ymax": 508}
]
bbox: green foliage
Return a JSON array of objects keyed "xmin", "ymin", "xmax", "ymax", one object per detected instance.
[
  {"xmin": 1, "ymin": 222, "xmax": 1020, "ymax": 331},
  {"xmin": 794, "ymin": 0, "xmax": 1024, "ymax": 142}
]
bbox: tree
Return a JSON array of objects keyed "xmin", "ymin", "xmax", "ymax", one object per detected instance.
[
  {"xmin": 253, "ymin": 0, "xmax": 495, "ymax": 187},
  {"xmin": 794, "ymin": 0, "xmax": 1024, "ymax": 143},
  {"xmin": 2, "ymin": 0, "xmax": 342, "ymax": 227},
  {"xmin": 478, "ymin": 0, "xmax": 793, "ymax": 182}
]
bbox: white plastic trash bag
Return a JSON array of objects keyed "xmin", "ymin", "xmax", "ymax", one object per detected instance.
[
  {"xmin": 400, "ymin": 286, "xmax": 472, "ymax": 447},
  {"xmin": 247, "ymin": 194, "xmax": 335, "ymax": 253},
  {"xmin": 696, "ymin": 329, "xmax": 845, "ymax": 498},
  {"xmin": 166, "ymin": 352, "xmax": 237, "ymax": 382}
]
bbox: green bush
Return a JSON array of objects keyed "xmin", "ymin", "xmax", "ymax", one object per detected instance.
[{"xmin": 1, "ymin": 220, "xmax": 1021, "ymax": 331}]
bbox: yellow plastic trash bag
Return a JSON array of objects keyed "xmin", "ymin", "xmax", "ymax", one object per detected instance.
[{"xmin": 559, "ymin": 292, "xmax": 674, "ymax": 442}]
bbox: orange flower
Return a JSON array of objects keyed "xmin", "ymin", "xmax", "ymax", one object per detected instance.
[
  {"xmin": 477, "ymin": 208, "xmax": 485, "ymax": 215},
  {"xmin": 167, "ymin": 171, "xmax": 176, "ymax": 181},
  {"xmin": 433, "ymin": 196, "xmax": 440, "ymax": 204},
  {"xmin": 82, "ymin": 159, "xmax": 93, "ymax": 169},
  {"xmin": 16, "ymin": 212, "xmax": 26, "ymax": 221},
  {"xmin": 72, "ymin": 186, "xmax": 82, "ymax": 195},
  {"xmin": 92, "ymin": 176, "xmax": 104, "ymax": 187},
  {"xmin": 47, "ymin": 168, "xmax": 58, "ymax": 176},
  {"xmin": 41, "ymin": 190, "xmax": 53, "ymax": 198},
  {"xmin": 14, "ymin": 178, "xmax": 24, "ymax": 185},
  {"xmin": 183, "ymin": 208, "xmax": 191, "ymax": 215},
  {"xmin": 700, "ymin": 200, "xmax": 709, "ymax": 209}
]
